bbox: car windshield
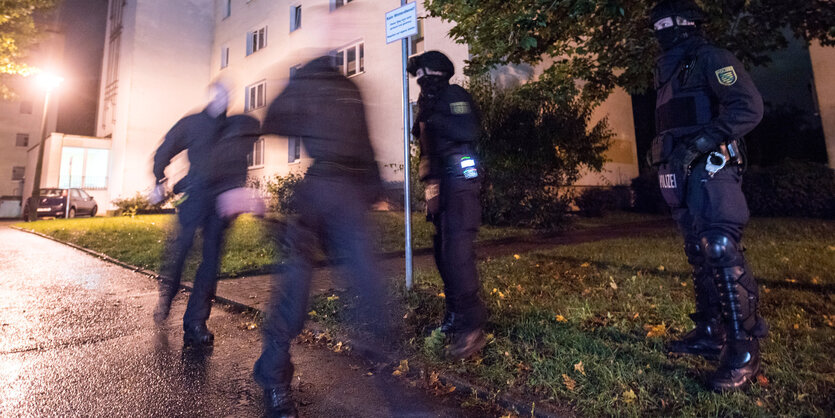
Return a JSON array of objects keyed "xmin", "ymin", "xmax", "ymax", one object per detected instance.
[{"xmin": 40, "ymin": 189, "xmax": 64, "ymax": 197}]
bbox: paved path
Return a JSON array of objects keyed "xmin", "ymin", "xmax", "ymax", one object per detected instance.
[{"xmin": 0, "ymin": 225, "xmax": 494, "ymax": 417}]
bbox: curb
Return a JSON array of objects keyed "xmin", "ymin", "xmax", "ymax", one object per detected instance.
[{"xmin": 10, "ymin": 224, "xmax": 568, "ymax": 418}]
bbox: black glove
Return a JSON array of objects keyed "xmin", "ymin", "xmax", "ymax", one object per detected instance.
[{"xmin": 669, "ymin": 142, "xmax": 702, "ymax": 176}]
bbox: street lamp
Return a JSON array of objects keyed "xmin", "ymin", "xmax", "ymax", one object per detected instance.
[{"xmin": 27, "ymin": 71, "xmax": 64, "ymax": 222}]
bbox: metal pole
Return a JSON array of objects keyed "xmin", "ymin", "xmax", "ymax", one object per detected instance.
[
  {"xmin": 401, "ymin": 0, "xmax": 413, "ymax": 290},
  {"xmin": 28, "ymin": 89, "xmax": 51, "ymax": 222},
  {"xmin": 65, "ymin": 157, "xmax": 72, "ymax": 218}
]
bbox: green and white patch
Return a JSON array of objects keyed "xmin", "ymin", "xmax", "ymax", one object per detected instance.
[
  {"xmin": 714, "ymin": 65, "xmax": 738, "ymax": 86},
  {"xmin": 449, "ymin": 101, "xmax": 471, "ymax": 115}
]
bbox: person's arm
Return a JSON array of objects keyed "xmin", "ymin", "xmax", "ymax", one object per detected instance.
[
  {"xmin": 153, "ymin": 118, "xmax": 188, "ymax": 183},
  {"xmin": 695, "ymin": 47, "xmax": 764, "ymax": 151}
]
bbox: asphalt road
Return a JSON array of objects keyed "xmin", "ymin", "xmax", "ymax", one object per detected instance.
[{"xmin": 0, "ymin": 225, "xmax": 494, "ymax": 417}]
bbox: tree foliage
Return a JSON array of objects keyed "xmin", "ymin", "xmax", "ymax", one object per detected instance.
[
  {"xmin": 0, "ymin": 0, "xmax": 58, "ymax": 96},
  {"xmin": 469, "ymin": 76, "xmax": 612, "ymax": 228},
  {"xmin": 425, "ymin": 0, "xmax": 835, "ymax": 102}
]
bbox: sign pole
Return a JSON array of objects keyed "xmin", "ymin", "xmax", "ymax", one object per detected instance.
[{"xmin": 401, "ymin": 0, "xmax": 413, "ymax": 290}]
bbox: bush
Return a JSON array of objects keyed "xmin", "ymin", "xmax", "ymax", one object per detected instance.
[
  {"xmin": 468, "ymin": 76, "xmax": 612, "ymax": 229},
  {"xmin": 631, "ymin": 171, "xmax": 669, "ymax": 214},
  {"xmin": 743, "ymin": 160, "xmax": 835, "ymax": 218},
  {"xmin": 256, "ymin": 173, "xmax": 303, "ymax": 215},
  {"xmin": 575, "ymin": 186, "xmax": 632, "ymax": 217},
  {"xmin": 111, "ymin": 192, "xmax": 169, "ymax": 217}
]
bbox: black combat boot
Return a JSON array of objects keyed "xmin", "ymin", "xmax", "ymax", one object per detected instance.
[
  {"xmin": 183, "ymin": 323, "xmax": 214, "ymax": 347},
  {"xmin": 264, "ymin": 386, "xmax": 298, "ymax": 418},
  {"xmin": 709, "ymin": 263, "xmax": 768, "ymax": 391},
  {"xmin": 670, "ymin": 241, "xmax": 726, "ymax": 359},
  {"xmin": 446, "ymin": 328, "xmax": 486, "ymax": 360},
  {"xmin": 710, "ymin": 339, "xmax": 760, "ymax": 391},
  {"xmin": 668, "ymin": 315, "xmax": 725, "ymax": 360}
]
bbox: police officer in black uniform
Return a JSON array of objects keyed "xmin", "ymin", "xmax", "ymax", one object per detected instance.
[
  {"xmin": 649, "ymin": 0, "xmax": 768, "ymax": 391},
  {"xmin": 152, "ymin": 83, "xmax": 236, "ymax": 347},
  {"xmin": 408, "ymin": 51, "xmax": 487, "ymax": 360},
  {"xmin": 253, "ymin": 55, "xmax": 388, "ymax": 418}
]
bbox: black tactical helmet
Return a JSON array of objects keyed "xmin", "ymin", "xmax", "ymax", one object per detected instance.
[
  {"xmin": 650, "ymin": 0, "xmax": 706, "ymax": 25},
  {"xmin": 407, "ymin": 50, "xmax": 455, "ymax": 79}
]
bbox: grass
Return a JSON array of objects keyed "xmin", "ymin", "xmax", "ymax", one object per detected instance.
[
  {"xmin": 397, "ymin": 217, "xmax": 834, "ymax": 416},
  {"xmin": 13, "ymin": 211, "xmax": 532, "ymax": 280}
]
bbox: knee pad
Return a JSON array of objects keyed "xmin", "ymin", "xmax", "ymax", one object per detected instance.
[{"xmin": 700, "ymin": 232, "xmax": 743, "ymax": 267}]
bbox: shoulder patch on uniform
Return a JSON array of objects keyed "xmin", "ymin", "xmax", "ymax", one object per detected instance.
[
  {"xmin": 714, "ymin": 66, "xmax": 738, "ymax": 86},
  {"xmin": 449, "ymin": 101, "xmax": 471, "ymax": 115}
]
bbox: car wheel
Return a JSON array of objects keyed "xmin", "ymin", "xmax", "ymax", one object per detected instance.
[
  {"xmin": 68, "ymin": 207, "xmax": 76, "ymax": 218},
  {"xmin": 90, "ymin": 205, "xmax": 98, "ymax": 217}
]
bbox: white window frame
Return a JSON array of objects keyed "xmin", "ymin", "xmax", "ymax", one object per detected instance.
[
  {"xmin": 244, "ymin": 80, "xmax": 267, "ymax": 112},
  {"xmin": 248, "ymin": 137, "xmax": 265, "ymax": 169},
  {"xmin": 246, "ymin": 26, "xmax": 268, "ymax": 56},
  {"xmin": 11, "ymin": 166, "xmax": 24, "ymax": 181},
  {"xmin": 334, "ymin": 41, "xmax": 365, "ymax": 78},
  {"xmin": 220, "ymin": 45, "xmax": 230, "ymax": 69},
  {"xmin": 290, "ymin": 4, "xmax": 302, "ymax": 32},
  {"xmin": 15, "ymin": 133, "xmax": 29, "ymax": 147},
  {"xmin": 409, "ymin": 19, "xmax": 424, "ymax": 57},
  {"xmin": 331, "ymin": 0, "xmax": 354, "ymax": 11}
]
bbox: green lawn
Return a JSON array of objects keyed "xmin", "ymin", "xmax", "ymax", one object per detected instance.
[
  {"xmin": 13, "ymin": 211, "xmax": 531, "ymax": 280},
  {"xmin": 395, "ymin": 217, "xmax": 834, "ymax": 416}
]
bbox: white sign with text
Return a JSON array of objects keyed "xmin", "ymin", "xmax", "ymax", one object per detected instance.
[{"xmin": 385, "ymin": 2, "xmax": 418, "ymax": 44}]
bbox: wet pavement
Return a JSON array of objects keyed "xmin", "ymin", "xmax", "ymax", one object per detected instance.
[{"xmin": 0, "ymin": 225, "xmax": 493, "ymax": 417}]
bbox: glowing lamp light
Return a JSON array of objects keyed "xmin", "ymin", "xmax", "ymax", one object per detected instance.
[{"xmin": 35, "ymin": 72, "xmax": 64, "ymax": 91}]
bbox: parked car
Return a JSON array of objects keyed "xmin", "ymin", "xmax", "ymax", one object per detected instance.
[{"xmin": 22, "ymin": 188, "xmax": 98, "ymax": 221}]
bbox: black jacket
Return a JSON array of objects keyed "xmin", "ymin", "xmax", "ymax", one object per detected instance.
[
  {"xmin": 414, "ymin": 84, "xmax": 480, "ymax": 181},
  {"xmin": 153, "ymin": 109, "xmax": 225, "ymax": 191}
]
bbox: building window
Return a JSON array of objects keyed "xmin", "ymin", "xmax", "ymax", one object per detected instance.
[
  {"xmin": 20, "ymin": 101, "xmax": 33, "ymax": 114},
  {"xmin": 220, "ymin": 46, "xmax": 230, "ymax": 69},
  {"xmin": 224, "ymin": 0, "xmax": 231, "ymax": 18},
  {"xmin": 11, "ymin": 166, "xmax": 24, "ymax": 181},
  {"xmin": 331, "ymin": 0, "xmax": 353, "ymax": 10},
  {"xmin": 335, "ymin": 42, "xmax": 364, "ymax": 77},
  {"xmin": 248, "ymin": 137, "xmax": 265, "ymax": 168},
  {"xmin": 290, "ymin": 5, "xmax": 302, "ymax": 32},
  {"xmin": 58, "ymin": 147, "xmax": 109, "ymax": 189},
  {"xmin": 245, "ymin": 80, "xmax": 266, "ymax": 112},
  {"xmin": 288, "ymin": 137, "xmax": 301, "ymax": 163},
  {"xmin": 16, "ymin": 133, "xmax": 29, "ymax": 147},
  {"xmin": 246, "ymin": 26, "xmax": 267, "ymax": 55},
  {"xmin": 409, "ymin": 19, "xmax": 424, "ymax": 56}
]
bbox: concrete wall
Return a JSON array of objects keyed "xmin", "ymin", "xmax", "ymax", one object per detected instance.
[{"xmin": 809, "ymin": 42, "xmax": 835, "ymax": 168}]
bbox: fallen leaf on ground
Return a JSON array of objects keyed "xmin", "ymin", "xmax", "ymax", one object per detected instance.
[
  {"xmin": 793, "ymin": 323, "xmax": 800, "ymax": 330},
  {"xmin": 391, "ymin": 359, "xmax": 409, "ymax": 377},
  {"xmin": 622, "ymin": 389, "xmax": 637, "ymax": 403},
  {"xmin": 574, "ymin": 361, "xmax": 586, "ymax": 376},
  {"xmin": 498, "ymin": 291, "xmax": 506, "ymax": 299},
  {"xmin": 308, "ymin": 310, "xmax": 317, "ymax": 317},
  {"xmin": 645, "ymin": 323, "xmax": 667, "ymax": 338},
  {"xmin": 657, "ymin": 265, "xmax": 666, "ymax": 271},
  {"xmin": 632, "ymin": 312, "xmax": 640, "ymax": 320},
  {"xmin": 437, "ymin": 292, "xmax": 445, "ymax": 298},
  {"xmin": 757, "ymin": 374, "xmax": 769, "ymax": 387},
  {"xmin": 555, "ymin": 314, "xmax": 567, "ymax": 323},
  {"xmin": 514, "ymin": 254, "xmax": 521, "ymax": 260},
  {"xmin": 580, "ymin": 262, "xmax": 590, "ymax": 267},
  {"xmin": 828, "ymin": 245, "xmax": 835, "ymax": 251},
  {"xmin": 610, "ymin": 279, "xmax": 618, "ymax": 290},
  {"xmin": 756, "ymin": 399, "xmax": 765, "ymax": 407},
  {"xmin": 562, "ymin": 374, "xmax": 576, "ymax": 391},
  {"xmin": 326, "ymin": 294, "xmax": 339, "ymax": 301}
]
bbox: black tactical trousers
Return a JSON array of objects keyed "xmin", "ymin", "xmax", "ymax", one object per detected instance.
[
  {"xmin": 159, "ymin": 191, "xmax": 229, "ymax": 329},
  {"xmin": 671, "ymin": 160, "xmax": 767, "ymax": 340},
  {"xmin": 254, "ymin": 176, "xmax": 388, "ymax": 389},
  {"xmin": 432, "ymin": 173, "xmax": 486, "ymax": 332}
]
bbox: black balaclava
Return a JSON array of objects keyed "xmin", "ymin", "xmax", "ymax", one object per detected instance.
[
  {"xmin": 651, "ymin": 0, "xmax": 705, "ymax": 51},
  {"xmin": 408, "ymin": 51, "xmax": 455, "ymax": 130}
]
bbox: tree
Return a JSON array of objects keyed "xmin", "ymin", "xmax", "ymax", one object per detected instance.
[
  {"xmin": 0, "ymin": 0, "xmax": 59, "ymax": 97},
  {"xmin": 425, "ymin": 0, "xmax": 835, "ymax": 103}
]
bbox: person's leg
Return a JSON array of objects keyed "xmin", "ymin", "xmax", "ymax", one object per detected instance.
[
  {"xmin": 255, "ymin": 183, "xmax": 318, "ymax": 416},
  {"xmin": 692, "ymin": 164, "xmax": 768, "ymax": 391},
  {"xmin": 439, "ymin": 177, "xmax": 486, "ymax": 359},
  {"xmin": 154, "ymin": 196, "xmax": 204, "ymax": 324},
  {"xmin": 183, "ymin": 206, "xmax": 230, "ymax": 345},
  {"xmin": 668, "ymin": 171, "xmax": 725, "ymax": 359}
]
